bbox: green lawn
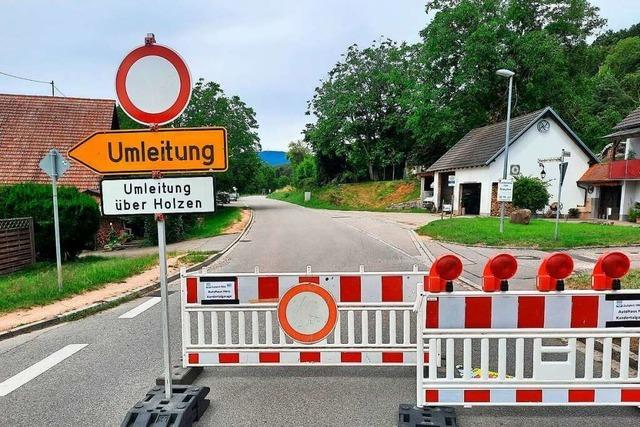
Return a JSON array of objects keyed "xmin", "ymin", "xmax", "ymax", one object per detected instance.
[
  {"xmin": 268, "ymin": 180, "xmax": 425, "ymax": 212},
  {"xmin": 184, "ymin": 207, "xmax": 242, "ymax": 240},
  {"xmin": 178, "ymin": 251, "xmax": 216, "ymax": 264},
  {"xmin": 0, "ymin": 255, "xmax": 158, "ymax": 313},
  {"xmin": 416, "ymin": 217, "xmax": 640, "ymax": 249},
  {"xmin": 568, "ymin": 269, "xmax": 640, "ymax": 290}
]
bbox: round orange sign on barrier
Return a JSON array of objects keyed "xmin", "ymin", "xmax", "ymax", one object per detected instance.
[{"xmin": 277, "ymin": 283, "xmax": 338, "ymax": 344}]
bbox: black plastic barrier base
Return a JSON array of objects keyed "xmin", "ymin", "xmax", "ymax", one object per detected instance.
[
  {"xmin": 121, "ymin": 385, "xmax": 210, "ymax": 427},
  {"xmin": 398, "ymin": 404, "xmax": 458, "ymax": 427}
]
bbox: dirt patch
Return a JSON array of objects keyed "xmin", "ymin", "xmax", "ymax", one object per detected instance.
[
  {"xmin": 0, "ymin": 256, "xmax": 183, "ymax": 333},
  {"xmin": 223, "ymin": 208, "xmax": 251, "ymax": 234}
]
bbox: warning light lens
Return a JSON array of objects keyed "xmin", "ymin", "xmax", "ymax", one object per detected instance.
[
  {"xmin": 434, "ymin": 255, "xmax": 463, "ymax": 281},
  {"xmin": 545, "ymin": 253, "xmax": 574, "ymax": 280},
  {"xmin": 489, "ymin": 254, "xmax": 518, "ymax": 280},
  {"xmin": 601, "ymin": 252, "xmax": 630, "ymax": 279}
]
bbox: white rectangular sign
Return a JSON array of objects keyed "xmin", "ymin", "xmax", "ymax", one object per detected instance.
[
  {"xmin": 101, "ymin": 176, "xmax": 215, "ymax": 215},
  {"xmin": 497, "ymin": 179, "xmax": 513, "ymax": 202},
  {"xmin": 203, "ymin": 280, "xmax": 236, "ymax": 301},
  {"xmin": 613, "ymin": 299, "xmax": 640, "ymax": 322}
]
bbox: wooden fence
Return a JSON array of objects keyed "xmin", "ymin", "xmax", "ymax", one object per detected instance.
[{"xmin": 0, "ymin": 217, "xmax": 36, "ymax": 275}]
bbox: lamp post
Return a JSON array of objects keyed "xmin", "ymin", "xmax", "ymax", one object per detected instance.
[{"xmin": 496, "ymin": 69, "xmax": 515, "ymax": 233}]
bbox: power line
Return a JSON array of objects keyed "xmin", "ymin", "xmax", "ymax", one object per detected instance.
[{"xmin": 0, "ymin": 69, "xmax": 67, "ymax": 96}]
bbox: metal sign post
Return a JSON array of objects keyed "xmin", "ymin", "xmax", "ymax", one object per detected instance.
[
  {"xmin": 38, "ymin": 149, "xmax": 69, "ymax": 291},
  {"xmin": 155, "ymin": 209, "xmax": 173, "ymax": 399}
]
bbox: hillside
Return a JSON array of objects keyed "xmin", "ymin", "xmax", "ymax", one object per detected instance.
[
  {"xmin": 258, "ymin": 151, "xmax": 288, "ymax": 166},
  {"xmin": 268, "ymin": 180, "xmax": 422, "ymax": 211}
]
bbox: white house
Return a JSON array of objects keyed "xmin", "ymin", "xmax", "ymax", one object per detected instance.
[
  {"xmin": 417, "ymin": 107, "xmax": 598, "ymax": 216},
  {"xmin": 578, "ymin": 107, "xmax": 640, "ymax": 220}
]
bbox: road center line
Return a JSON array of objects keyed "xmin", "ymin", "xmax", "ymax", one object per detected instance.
[
  {"xmin": 0, "ymin": 344, "xmax": 87, "ymax": 397},
  {"xmin": 118, "ymin": 297, "xmax": 161, "ymax": 319}
]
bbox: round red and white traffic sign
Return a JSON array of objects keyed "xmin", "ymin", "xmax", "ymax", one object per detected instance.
[
  {"xmin": 277, "ymin": 283, "xmax": 338, "ymax": 344},
  {"xmin": 115, "ymin": 43, "xmax": 191, "ymax": 126}
]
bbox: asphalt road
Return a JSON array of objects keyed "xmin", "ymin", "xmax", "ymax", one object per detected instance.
[{"xmin": 0, "ymin": 196, "xmax": 638, "ymax": 426}]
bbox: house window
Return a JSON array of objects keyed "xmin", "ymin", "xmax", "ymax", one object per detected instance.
[{"xmin": 423, "ymin": 176, "xmax": 434, "ymax": 198}]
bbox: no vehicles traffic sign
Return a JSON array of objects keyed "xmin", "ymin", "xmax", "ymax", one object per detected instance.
[{"xmin": 116, "ymin": 41, "xmax": 192, "ymax": 125}]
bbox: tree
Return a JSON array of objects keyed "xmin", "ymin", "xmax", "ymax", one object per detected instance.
[
  {"xmin": 407, "ymin": 0, "xmax": 606, "ymax": 166},
  {"xmin": 176, "ymin": 79, "xmax": 262, "ymax": 193},
  {"xmin": 293, "ymin": 155, "xmax": 318, "ymax": 189},
  {"xmin": 286, "ymin": 140, "xmax": 312, "ymax": 167},
  {"xmin": 305, "ymin": 39, "xmax": 416, "ymax": 181},
  {"xmin": 513, "ymin": 176, "xmax": 550, "ymax": 211}
]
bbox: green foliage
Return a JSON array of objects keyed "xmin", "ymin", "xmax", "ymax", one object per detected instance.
[
  {"xmin": 305, "ymin": 39, "xmax": 416, "ymax": 182},
  {"xmin": 0, "ymin": 183, "xmax": 100, "ymax": 260},
  {"xmin": 286, "ymin": 140, "xmax": 312, "ymax": 167},
  {"xmin": 176, "ymin": 79, "xmax": 262, "ymax": 193},
  {"xmin": 276, "ymin": 175, "xmax": 291, "ymax": 189},
  {"xmin": 183, "ymin": 208, "xmax": 242, "ymax": 240},
  {"xmin": 417, "ymin": 217, "xmax": 640, "ymax": 249},
  {"xmin": 305, "ymin": 0, "xmax": 639, "ymax": 181},
  {"xmin": 512, "ymin": 176, "xmax": 550, "ymax": 212},
  {"xmin": 293, "ymin": 155, "xmax": 318, "ymax": 189},
  {"xmin": 629, "ymin": 203, "xmax": 640, "ymax": 223}
]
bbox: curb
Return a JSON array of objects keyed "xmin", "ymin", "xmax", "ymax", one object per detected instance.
[{"xmin": 0, "ymin": 208, "xmax": 254, "ymax": 341}]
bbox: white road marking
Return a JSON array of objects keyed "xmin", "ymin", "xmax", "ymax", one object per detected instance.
[
  {"xmin": 0, "ymin": 344, "xmax": 87, "ymax": 397},
  {"xmin": 118, "ymin": 297, "xmax": 161, "ymax": 319}
]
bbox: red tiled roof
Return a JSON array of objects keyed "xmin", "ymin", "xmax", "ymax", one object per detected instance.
[
  {"xmin": 0, "ymin": 94, "xmax": 118, "ymax": 191},
  {"xmin": 577, "ymin": 163, "xmax": 619, "ymax": 184}
]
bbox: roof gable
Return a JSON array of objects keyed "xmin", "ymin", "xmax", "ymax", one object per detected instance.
[
  {"xmin": 426, "ymin": 107, "xmax": 597, "ymax": 172},
  {"xmin": 0, "ymin": 94, "xmax": 117, "ymax": 191}
]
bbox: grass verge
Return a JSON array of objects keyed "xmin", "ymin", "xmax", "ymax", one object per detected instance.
[
  {"xmin": 184, "ymin": 207, "xmax": 242, "ymax": 240},
  {"xmin": 0, "ymin": 255, "xmax": 158, "ymax": 313},
  {"xmin": 178, "ymin": 251, "xmax": 217, "ymax": 264},
  {"xmin": 268, "ymin": 180, "xmax": 425, "ymax": 212},
  {"xmin": 417, "ymin": 217, "xmax": 640, "ymax": 249},
  {"xmin": 567, "ymin": 269, "xmax": 640, "ymax": 290}
]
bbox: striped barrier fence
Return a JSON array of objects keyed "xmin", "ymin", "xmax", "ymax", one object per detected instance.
[
  {"xmin": 412, "ymin": 251, "xmax": 640, "ymax": 408},
  {"xmin": 180, "ymin": 266, "xmax": 436, "ymax": 366}
]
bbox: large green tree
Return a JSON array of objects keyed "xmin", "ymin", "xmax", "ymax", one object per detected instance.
[
  {"xmin": 305, "ymin": 39, "xmax": 416, "ymax": 182},
  {"xmin": 408, "ymin": 0, "xmax": 606, "ymax": 165},
  {"xmin": 176, "ymin": 79, "xmax": 262, "ymax": 192}
]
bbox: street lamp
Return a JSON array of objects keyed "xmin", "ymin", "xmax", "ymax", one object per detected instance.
[{"xmin": 496, "ymin": 69, "xmax": 515, "ymax": 234}]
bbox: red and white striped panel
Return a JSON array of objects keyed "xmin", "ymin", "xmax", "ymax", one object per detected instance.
[
  {"xmin": 185, "ymin": 272, "xmax": 428, "ymax": 304},
  {"xmin": 423, "ymin": 387, "xmax": 640, "ymax": 405},
  {"xmin": 186, "ymin": 350, "xmax": 431, "ymax": 366},
  {"xmin": 426, "ymin": 291, "xmax": 640, "ymax": 329}
]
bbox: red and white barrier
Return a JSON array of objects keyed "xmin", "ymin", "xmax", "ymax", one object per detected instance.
[
  {"xmin": 414, "ymin": 251, "xmax": 640, "ymax": 407},
  {"xmin": 181, "ymin": 268, "xmax": 434, "ymax": 367}
]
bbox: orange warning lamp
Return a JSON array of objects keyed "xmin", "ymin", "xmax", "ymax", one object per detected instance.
[
  {"xmin": 482, "ymin": 253, "xmax": 518, "ymax": 292},
  {"xmin": 536, "ymin": 252, "xmax": 574, "ymax": 292},
  {"xmin": 592, "ymin": 251, "xmax": 630, "ymax": 291},
  {"xmin": 427, "ymin": 254, "xmax": 463, "ymax": 293}
]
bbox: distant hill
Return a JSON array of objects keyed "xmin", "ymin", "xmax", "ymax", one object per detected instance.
[{"xmin": 259, "ymin": 151, "xmax": 289, "ymax": 166}]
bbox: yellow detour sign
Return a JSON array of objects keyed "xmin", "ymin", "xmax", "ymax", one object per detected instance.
[{"xmin": 68, "ymin": 127, "xmax": 227, "ymax": 174}]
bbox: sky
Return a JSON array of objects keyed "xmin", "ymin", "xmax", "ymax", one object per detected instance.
[{"xmin": 1, "ymin": 1, "xmax": 639, "ymax": 151}]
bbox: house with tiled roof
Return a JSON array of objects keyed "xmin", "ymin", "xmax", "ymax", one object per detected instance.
[
  {"xmin": 418, "ymin": 107, "xmax": 598, "ymax": 216},
  {"xmin": 578, "ymin": 107, "xmax": 640, "ymax": 220},
  {"xmin": 0, "ymin": 93, "xmax": 118, "ymax": 193}
]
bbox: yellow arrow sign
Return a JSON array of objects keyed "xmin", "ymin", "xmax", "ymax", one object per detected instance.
[{"xmin": 68, "ymin": 127, "xmax": 228, "ymax": 174}]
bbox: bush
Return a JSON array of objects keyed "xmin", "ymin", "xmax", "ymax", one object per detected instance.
[
  {"xmin": 629, "ymin": 203, "xmax": 640, "ymax": 222},
  {"xmin": 143, "ymin": 215, "xmax": 186, "ymax": 245},
  {"xmin": 512, "ymin": 176, "xmax": 550, "ymax": 212},
  {"xmin": 0, "ymin": 183, "xmax": 100, "ymax": 260},
  {"xmin": 568, "ymin": 208, "xmax": 580, "ymax": 218},
  {"xmin": 293, "ymin": 155, "xmax": 318, "ymax": 189}
]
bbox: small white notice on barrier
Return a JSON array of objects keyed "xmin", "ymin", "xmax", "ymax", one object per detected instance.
[
  {"xmin": 101, "ymin": 176, "xmax": 215, "ymax": 215},
  {"xmin": 613, "ymin": 299, "xmax": 640, "ymax": 322},
  {"xmin": 203, "ymin": 280, "xmax": 235, "ymax": 301}
]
